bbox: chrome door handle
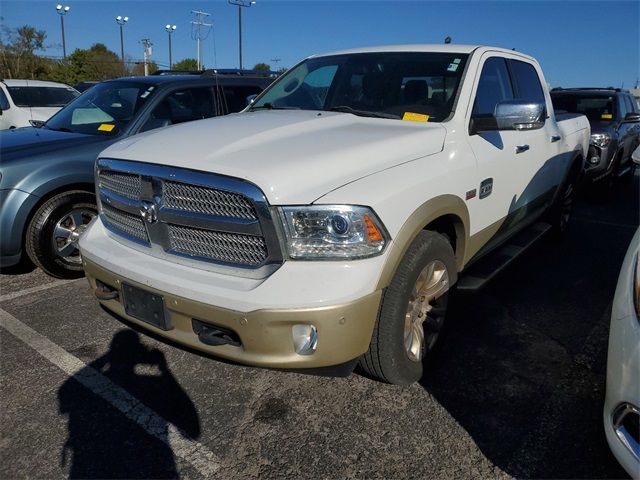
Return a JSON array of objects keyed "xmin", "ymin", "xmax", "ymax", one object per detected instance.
[
  {"xmin": 515, "ymin": 144, "xmax": 530, "ymax": 153},
  {"xmin": 551, "ymin": 135, "xmax": 561, "ymax": 142}
]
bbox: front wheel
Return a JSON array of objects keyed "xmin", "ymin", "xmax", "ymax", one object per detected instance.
[
  {"xmin": 548, "ymin": 171, "xmax": 577, "ymax": 236},
  {"xmin": 359, "ymin": 231, "xmax": 457, "ymax": 385},
  {"xmin": 25, "ymin": 191, "xmax": 97, "ymax": 278}
]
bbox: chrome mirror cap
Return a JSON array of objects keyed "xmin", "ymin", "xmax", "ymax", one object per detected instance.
[{"xmin": 495, "ymin": 100, "xmax": 546, "ymax": 131}]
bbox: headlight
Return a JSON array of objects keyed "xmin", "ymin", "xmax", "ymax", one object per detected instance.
[
  {"xmin": 590, "ymin": 133, "xmax": 611, "ymax": 148},
  {"xmin": 279, "ymin": 205, "xmax": 388, "ymax": 260}
]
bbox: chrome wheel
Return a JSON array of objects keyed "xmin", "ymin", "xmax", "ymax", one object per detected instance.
[
  {"xmin": 404, "ymin": 259, "xmax": 450, "ymax": 362},
  {"xmin": 52, "ymin": 208, "xmax": 95, "ymax": 263}
]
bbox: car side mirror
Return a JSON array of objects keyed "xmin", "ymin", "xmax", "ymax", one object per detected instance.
[
  {"xmin": 624, "ymin": 112, "xmax": 640, "ymax": 123},
  {"xmin": 494, "ymin": 100, "xmax": 546, "ymax": 131},
  {"xmin": 246, "ymin": 94, "xmax": 258, "ymax": 106}
]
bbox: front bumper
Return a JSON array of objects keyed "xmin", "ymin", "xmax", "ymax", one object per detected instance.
[
  {"xmin": 80, "ymin": 219, "xmax": 384, "ymax": 369},
  {"xmin": 584, "ymin": 144, "xmax": 614, "ymax": 182}
]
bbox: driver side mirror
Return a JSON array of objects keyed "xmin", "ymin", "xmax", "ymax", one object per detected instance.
[
  {"xmin": 246, "ymin": 94, "xmax": 258, "ymax": 106},
  {"xmin": 494, "ymin": 100, "xmax": 546, "ymax": 131}
]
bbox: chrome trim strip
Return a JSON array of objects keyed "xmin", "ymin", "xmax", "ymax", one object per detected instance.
[{"xmin": 96, "ymin": 158, "xmax": 283, "ymax": 279}]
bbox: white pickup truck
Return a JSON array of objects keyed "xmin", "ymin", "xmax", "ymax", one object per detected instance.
[{"xmin": 80, "ymin": 45, "xmax": 590, "ymax": 384}]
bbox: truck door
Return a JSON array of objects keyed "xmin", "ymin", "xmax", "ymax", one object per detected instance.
[{"xmin": 465, "ymin": 55, "xmax": 530, "ymax": 245}]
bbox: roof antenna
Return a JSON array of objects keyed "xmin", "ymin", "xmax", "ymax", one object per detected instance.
[{"xmin": 444, "ymin": 36, "xmax": 452, "ymax": 44}]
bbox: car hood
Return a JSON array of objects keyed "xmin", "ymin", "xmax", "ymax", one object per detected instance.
[
  {"xmin": 0, "ymin": 127, "xmax": 108, "ymax": 160},
  {"xmin": 102, "ymin": 110, "xmax": 446, "ymax": 204},
  {"xmin": 589, "ymin": 121, "xmax": 615, "ymax": 134}
]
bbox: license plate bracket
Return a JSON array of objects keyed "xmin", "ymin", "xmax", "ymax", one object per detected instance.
[{"xmin": 121, "ymin": 284, "xmax": 169, "ymax": 330}]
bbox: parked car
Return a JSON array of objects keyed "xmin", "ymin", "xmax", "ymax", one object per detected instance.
[
  {"xmin": 0, "ymin": 73, "xmax": 273, "ymax": 277},
  {"xmin": 551, "ymin": 88, "xmax": 640, "ymax": 194},
  {"xmin": 80, "ymin": 44, "xmax": 590, "ymax": 384},
  {"xmin": 604, "ymin": 227, "xmax": 640, "ymax": 477},
  {"xmin": 0, "ymin": 79, "xmax": 80, "ymax": 129},
  {"xmin": 73, "ymin": 81, "xmax": 100, "ymax": 93}
]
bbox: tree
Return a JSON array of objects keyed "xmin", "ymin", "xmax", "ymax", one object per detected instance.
[
  {"xmin": 172, "ymin": 58, "xmax": 198, "ymax": 71},
  {"xmin": 253, "ymin": 62, "xmax": 271, "ymax": 72},
  {"xmin": 0, "ymin": 24, "xmax": 48, "ymax": 79},
  {"xmin": 49, "ymin": 43, "xmax": 125, "ymax": 84}
]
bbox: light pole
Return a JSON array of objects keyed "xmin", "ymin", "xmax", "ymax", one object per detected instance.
[
  {"xmin": 165, "ymin": 24, "xmax": 176, "ymax": 69},
  {"xmin": 115, "ymin": 15, "xmax": 129, "ymax": 67},
  {"xmin": 55, "ymin": 4, "xmax": 70, "ymax": 58},
  {"xmin": 228, "ymin": 0, "xmax": 255, "ymax": 70}
]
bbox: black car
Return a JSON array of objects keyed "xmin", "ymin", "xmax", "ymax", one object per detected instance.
[
  {"xmin": 0, "ymin": 72, "xmax": 272, "ymax": 278},
  {"xmin": 551, "ymin": 88, "xmax": 640, "ymax": 193}
]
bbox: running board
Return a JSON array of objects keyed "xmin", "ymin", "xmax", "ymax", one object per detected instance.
[
  {"xmin": 617, "ymin": 165, "xmax": 632, "ymax": 177},
  {"xmin": 457, "ymin": 222, "xmax": 551, "ymax": 292}
]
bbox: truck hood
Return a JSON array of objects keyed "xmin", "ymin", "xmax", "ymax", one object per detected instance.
[{"xmin": 102, "ymin": 110, "xmax": 446, "ymax": 204}]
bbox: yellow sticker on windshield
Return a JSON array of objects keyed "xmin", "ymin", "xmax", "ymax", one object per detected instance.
[
  {"xmin": 98, "ymin": 123, "xmax": 115, "ymax": 132},
  {"xmin": 403, "ymin": 112, "xmax": 429, "ymax": 122},
  {"xmin": 601, "ymin": 113, "xmax": 613, "ymax": 120}
]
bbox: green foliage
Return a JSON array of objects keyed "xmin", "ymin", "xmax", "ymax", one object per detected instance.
[
  {"xmin": 49, "ymin": 43, "xmax": 125, "ymax": 84},
  {"xmin": 253, "ymin": 62, "xmax": 271, "ymax": 72},
  {"xmin": 0, "ymin": 24, "xmax": 49, "ymax": 79},
  {"xmin": 172, "ymin": 58, "xmax": 199, "ymax": 71}
]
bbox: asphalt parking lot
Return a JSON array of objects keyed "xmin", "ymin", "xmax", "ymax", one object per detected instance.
[{"xmin": 1, "ymin": 174, "xmax": 637, "ymax": 479}]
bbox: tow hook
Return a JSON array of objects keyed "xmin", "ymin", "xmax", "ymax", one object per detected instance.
[
  {"xmin": 192, "ymin": 319, "xmax": 241, "ymax": 347},
  {"xmin": 94, "ymin": 280, "xmax": 119, "ymax": 301}
]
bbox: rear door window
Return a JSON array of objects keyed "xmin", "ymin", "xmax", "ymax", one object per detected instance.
[
  {"xmin": 142, "ymin": 87, "xmax": 216, "ymax": 132},
  {"xmin": 219, "ymin": 85, "xmax": 265, "ymax": 114},
  {"xmin": 472, "ymin": 57, "xmax": 514, "ymax": 116}
]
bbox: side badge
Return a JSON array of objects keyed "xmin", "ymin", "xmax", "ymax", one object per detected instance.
[
  {"xmin": 479, "ymin": 178, "xmax": 493, "ymax": 199},
  {"xmin": 466, "ymin": 189, "xmax": 477, "ymax": 200}
]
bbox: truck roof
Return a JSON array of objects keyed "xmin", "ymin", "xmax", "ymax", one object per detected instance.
[{"xmin": 312, "ymin": 44, "xmax": 529, "ymax": 59}]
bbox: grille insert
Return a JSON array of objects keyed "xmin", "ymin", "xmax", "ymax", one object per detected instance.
[
  {"xmin": 99, "ymin": 171, "xmax": 142, "ymax": 200},
  {"xmin": 168, "ymin": 224, "xmax": 267, "ymax": 266},
  {"xmin": 102, "ymin": 204, "xmax": 149, "ymax": 242},
  {"xmin": 163, "ymin": 181, "xmax": 257, "ymax": 220}
]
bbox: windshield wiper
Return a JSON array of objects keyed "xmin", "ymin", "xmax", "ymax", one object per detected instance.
[
  {"xmin": 327, "ymin": 106, "xmax": 399, "ymax": 119},
  {"xmin": 250, "ymin": 103, "xmax": 300, "ymax": 111}
]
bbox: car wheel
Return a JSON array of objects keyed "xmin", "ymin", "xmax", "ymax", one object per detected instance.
[
  {"xmin": 548, "ymin": 170, "xmax": 577, "ymax": 236},
  {"xmin": 25, "ymin": 191, "xmax": 97, "ymax": 279},
  {"xmin": 359, "ymin": 231, "xmax": 456, "ymax": 385}
]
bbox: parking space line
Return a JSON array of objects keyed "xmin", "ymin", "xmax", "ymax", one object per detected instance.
[
  {"xmin": 0, "ymin": 307, "xmax": 220, "ymax": 477},
  {"xmin": 0, "ymin": 279, "xmax": 81, "ymax": 303}
]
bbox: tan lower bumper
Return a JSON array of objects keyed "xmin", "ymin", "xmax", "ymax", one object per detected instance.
[{"xmin": 84, "ymin": 259, "xmax": 382, "ymax": 369}]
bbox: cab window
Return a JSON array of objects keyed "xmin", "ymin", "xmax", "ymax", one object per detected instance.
[
  {"xmin": 509, "ymin": 60, "xmax": 545, "ymax": 103},
  {"xmin": 472, "ymin": 57, "xmax": 514, "ymax": 116}
]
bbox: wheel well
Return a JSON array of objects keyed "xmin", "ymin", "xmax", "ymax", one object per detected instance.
[
  {"xmin": 21, "ymin": 183, "xmax": 96, "ymax": 249},
  {"xmin": 423, "ymin": 214, "xmax": 465, "ymax": 267}
]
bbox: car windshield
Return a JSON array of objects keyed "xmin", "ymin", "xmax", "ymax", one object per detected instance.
[
  {"xmin": 551, "ymin": 94, "xmax": 616, "ymax": 121},
  {"xmin": 7, "ymin": 86, "xmax": 79, "ymax": 107},
  {"xmin": 45, "ymin": 81, "xmax": 157, "ymax": 136},
  {"xmin": 251, "ymin": 52, "xmax": 469, "ymax": 122}
]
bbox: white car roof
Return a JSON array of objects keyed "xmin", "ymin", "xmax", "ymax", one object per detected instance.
[
  {"xmin": 2, "ymin": 79, "xmax": 75, "ymax": 89},
  {"xmin": 312, "ymin": 44, "xmax": 535, "ymax": 62}
]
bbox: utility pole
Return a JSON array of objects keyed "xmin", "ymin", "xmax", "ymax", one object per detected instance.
[
  {"xmin": 270, "ymin": 57, "xmax": 281, "ymax": 70},
  {"xmin": 141, "ymin": 38, "xmax": 153, "ymax": 76},
  {"xmin": 190, "ymin": 10, "xmax": 211, "ymax": 70},
  {"xmin": 228, "ymin": 0, "xmax": 255, "ymax": 70}
]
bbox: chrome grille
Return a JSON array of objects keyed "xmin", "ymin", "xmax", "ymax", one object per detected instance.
[
  {"xmin": 162, "ymin": 181, "xmax": 257, "ymax": 220},
  {"xmin": 99, "ymin": 171, "xmax": 141, "ymax": 200},
  {"xmin": 168, "ymin": 224, "xmax": 267, "ymax": 266},
  {"xmin": 102, "ymin": 204, "xmax": 149, "ymax": 242}
]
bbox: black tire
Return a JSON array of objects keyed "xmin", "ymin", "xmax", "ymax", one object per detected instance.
[
  {"xmin": 548, "ymin": 167, "xmax": 578, "ymax": 236},
  {"xmin": 359, "ymin": 230, "xmax": 457, "ymax": 385},
  {"xmin": 25, "ymin": 190, "xmax": 97, "ymax": 279}
]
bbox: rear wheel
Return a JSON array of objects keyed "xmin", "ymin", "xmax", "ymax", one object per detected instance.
[
  {"xmin": 359, "ymin": 231, "xmax": 456, "ymax": 385},
  {"xmin": 25, "ymin": 191, "xmax": 97, "ymax": 278}
]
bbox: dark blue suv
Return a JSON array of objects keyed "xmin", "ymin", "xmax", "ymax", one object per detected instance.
[{"xmin": 0, "ymin": 73, "xmax": 272, "ymax": 277}]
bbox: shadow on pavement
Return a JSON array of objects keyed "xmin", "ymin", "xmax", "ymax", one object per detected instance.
[
  {"xmin": 58, "ymin": 330, "xmax": 200, "ymax": 479},
  {"xmin": 421, "ymin": 175, "xmax": 638, "ymax": 479}
]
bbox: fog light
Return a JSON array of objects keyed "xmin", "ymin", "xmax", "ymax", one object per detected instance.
[
  {"xmin": 589, "ymin": 156, "xmax": 600, "ymax": 165},
  {"xmin": 292, "ymin": 324, "xmax": 317, "ymax": 355}
]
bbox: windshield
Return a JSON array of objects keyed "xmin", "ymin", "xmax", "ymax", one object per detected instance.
[
  {"xmin": 251, "ymin": 52, "xmax": 469, "ymax": 122},
  {"xmin": 45, "ymin": 81, "xmax": 157, "ymax": 136},
  {"xmin": 551, "ymin": 94, "xmax": 616, "ymax": 121},
  {"xmin": 7, "ymin": 86, "xmax": 79, "ymax": 107}
]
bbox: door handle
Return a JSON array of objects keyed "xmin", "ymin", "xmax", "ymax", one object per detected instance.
[
  {"xmin": 551, "ymin": 135, "xmax": 561, "ymax": 142},
  {"xmin": 515, "ymin": 144, "xmax": 530, "ymax": 154}
]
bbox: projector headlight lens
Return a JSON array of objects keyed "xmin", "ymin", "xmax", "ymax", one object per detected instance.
[{"xmin": 279, "ymin": 205, "xmax": 388, "ymax": 260}]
